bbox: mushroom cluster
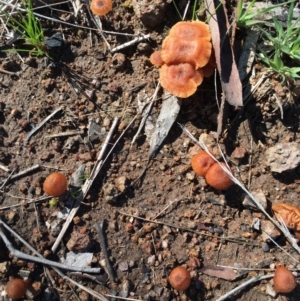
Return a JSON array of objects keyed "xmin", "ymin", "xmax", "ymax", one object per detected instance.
[
  {"xmin": 90, "ymin": 0, "xmax": 112, "ymax": 16},
  {"xmin": 191, "ymin": 150, "xmax": 234, "ymax": 190},
  {"xmin": 150, "ymin": 21, "xmax": 215, "ymax": 98}
]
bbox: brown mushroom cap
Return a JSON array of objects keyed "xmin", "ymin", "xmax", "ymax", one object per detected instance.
[
  {"xmin": 169, "ymin": 266, "xmax": 191, "ymax": 291},
  {"xmin": 43, "ymin": 172, "xmax": 68, "ymax": 196},
  {"xmin": 169, "ymin": 21, "xmax": 211, "ymax": 40},
  {"xmin": 161, "ymin": 35, "xmax": 212, "ymax": 69},
  {"xmin": 273, "ymin": 266, "xmax": 297, "ymax": 293},
  {"xmin": 159, "ymin": 63, "xmax": 204, "ymax": 98},
  {"xmin": 6, "ymin": 279, "xmax": 29, "ymax": 299},
  {"xmin": 205, "ymin": 162, "xmax": 234, "ymax": 190},
  {"xmin": 90, "ymin": 0, "xmax": 112, "ymax": 16},
  {"xmin": 191, "ymin": 151, "xmax": 215, "ymax": 177},
  {"xmin": 149, "ymin": 50, "xmax": 165, "ymax": 67}
]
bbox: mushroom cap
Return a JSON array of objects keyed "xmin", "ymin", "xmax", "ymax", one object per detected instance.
[
  {"xmin": 272, "ymin": 203, "xmax": 300, "ymax": 232},
  {"xmin": 43, "ymin": 172, "xmax": 68, "ymax": 196},
  {"xmin": 161, "ymin": 35, "xmax": 212, "ymax": 68},
  {"xmin": 6, "ymin": 279, "xmax": 28, "ymax": 299},
  {"xmin": 169, "ymin": 21, "xmax": 211, "ymax": 40},
  {"xmin": 191, "ymin": 151, "xmax": 215, "ymax": 177},
  {"xmin": 273, "ymin": 266, "xmax": 297, "ymax": 293},
  {"xmin": 205, "ymin": 162, "xmax": 234, "ymax": 190},
  {"xmin": 90, "ymin": 0, "xmax": 112, "ymax": 16},
  {"xmin": 149, "ymin": 50, "xmax": 165, "ymax": 67},
  {"xmin": 169, "ymin": 266, "xmax": 191, "ymax": 291},
  {"xmin": 159, "ymin": 63, "xmax": 204, "ymax": 98}
]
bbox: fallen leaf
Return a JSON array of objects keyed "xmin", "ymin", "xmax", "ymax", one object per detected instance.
[
  {"xmin": 205, "ymin": 0, "xmax": 243, "ymax": 106},
  {"xmin": 199, "ymin": 265, "xmax": 237, "ymax": 280}
]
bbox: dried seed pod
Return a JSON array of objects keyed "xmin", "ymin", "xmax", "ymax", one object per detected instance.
[{"xmin": 272, "ymin": 203, "xmax": 300, "ymax": 232}]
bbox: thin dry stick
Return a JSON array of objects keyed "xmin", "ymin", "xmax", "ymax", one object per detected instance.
[
  {"xmin": 118, "ymin": 211, "xmax": 257, "ymax": 246},
  {"xmin": 137, "ymin": 198, "xmax": 182, "ymax": 234},
  {"xmin": 179, "ymin": 124, "xmax": 300, "ymax": 255},
  {"xmin": 214, "ymin": 274, "xmax": 273, "ymax": 301},
  {"xmin": 0, "ymin": 164, "xmax": 9, "ymax": 172},
  {"xmin": 44, "ymin": 130, "xmax": 84, "ymax": 138},
  {"xmin": 55, "ymin": 269, "xmax": 109, "ymax": 301},
  {"xmin": 0, "ymin": 165, "xmax": 40, "ymax": 187},
  {"xmin": 51, "ymin": 117, "xmax": 119, "ymax": 253},
  {"xmin": 0, "ymin": 220, "xmax": 100, "ymax": 273},
  {"xmin": 0, "ymin": 194, "xmax": 50, "ymax": 210},
  {"xmin": 110, "ymin": 33, "xmax": 150, "ymax": 53},
  {"xmin": 94, "ymin": 221, "xmax": 115, "ymax": 282},
  {"xmin": 25, "ymin": 107, "xmax": 63, "ymax": 142},
  {"xmin": 0, "ymin": 168, "xmax": 16, "ymax": 189}
]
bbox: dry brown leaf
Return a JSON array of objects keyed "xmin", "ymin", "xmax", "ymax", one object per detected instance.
[
  {"xmin": 205, "ymin": 0, "xmax": 243, "ymax": 106},
  {"xmin": 200, "ymin": 265, "xmax": 237, "ymax": 280}
]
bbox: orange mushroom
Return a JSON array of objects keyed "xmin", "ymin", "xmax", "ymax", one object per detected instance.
[
  {"xmin": 205, "ymin": 162, "xmax": 234, "ymax": 190},
  {"xmin": 159, "ymin": 63, "xmax": 204, "ymax": 98},
  {"xmin": 161, "ymin": 35, "xmax": 211, "ymax": 69},
  {"xmin": 191, "ymin": 150, "xmax": 215, "ymax": 177},
  {"xmin": 6, "ymin": 278, "xmax": 30, "ymax": 299},
  {"xmin": 43, "ymin": 172, "xmax": 68, "ymax": 197},
  {"xmin": 90, "ymin": 0, "xmax": 112, "ymax": 16},
  {"xmin": 169, "ymin": 21, "xmax": 211, "ymax": 40},
  {"xmin": 273, "ymin": 266, "xmax": 297, "ymax": 293},
  {"xmin": 149, "ymin": 50, "xmax": 165, "ymax": 67},
  {"xmin": 169, "ymin": 266, "xmax": 191, "ymax": 291}
]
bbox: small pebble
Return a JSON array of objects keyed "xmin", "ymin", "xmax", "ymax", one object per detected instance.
[{"xmin": 262, "ymin": 243, "xmax": 270, "ymax": 252}]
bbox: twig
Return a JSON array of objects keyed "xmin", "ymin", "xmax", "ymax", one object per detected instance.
[
  {"xmin": 44, "ymin": 130, "xmax": 84, "ymax": 138},
  {"xmin": 0, "ymin": 164, "xmax": 9, "ymax": 172},
  {"xmin": 118, "ymin": 211, "xmax": 258, "ymax": 246},
  {"xmin": 0, "ymin": 194, "xmax": 50, "ymax": 210},
  {"xmin": 0, "ymin": 220, "xmax": 100, "ymax": 273},
  {"xmin": 104, "ymin": 295, "xmax": 142, "ymax": 301},
  {"xmin": 94, "ymin": 220, "xmax": 115, "ymax": 282},
  {"xmin": 0, "ymin": 67, "xmax": 17, "ymax": 75},
  {"xmin": 51, "ymin": 117, "xmax": 119, "ymax": 253},
  {"xmin": 0, "ymin": 168, "xmax": 16, "ymax": 189},
  {"xmin": 214, "ymin": 274, "xmax": 273, "ymax": 301},
  {"xmin": 24, "ymin": 107, "xmax": 63, "ymax": 142},
  {"xmin": 0, "ymin": 165, "xmax": 40, "ymax": 186},
  {"xmin": 111, "ymin": 33, "xmax": 150, "ymax": 53},
  {"xmin": 55, "ymin": 269, "xmax": 109, "ymax": 301}
]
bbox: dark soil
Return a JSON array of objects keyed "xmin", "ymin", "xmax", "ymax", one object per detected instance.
[{"xmin": 0, "ymin": 1, "xmax": 300, "ymax": 301}]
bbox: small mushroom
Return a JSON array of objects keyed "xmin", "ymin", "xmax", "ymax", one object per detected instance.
[
  {"xmin": 161, "ymin": 35, "xmax": 211, "ymax": 69},
  {"xmin": 205, "ymin": 162, "xmax": 234, "ymax": 190},
  {"xmin": 149, "ymin": 50, "xmax": 165, "ymax": 67},
  {"xmin": 169, "ymin": 21, "xmax": 211, "ymax": 40},
  {"xmin": 169, "ymin": 266, "xmax": 191, "ymax": 291},
  {"xmin": 6, "ymin": 278, "xmax": 30, "ymax": 299},
  {"xmin": 159, "ymin": 63, "xmax": 203, "ymax": 98},
  {"xmin": 43, "ymin": 172, "xmax": 68, "ymax": 196},
  {"xmin": 191, "ymin": 150, "xmax": 215, "ymax": 177},
  {"xmin": 273, "ymin": 266, "xmax": 297, "ymax": 294},
  {"xmin": 90, "ymin": 0, "xmax": 112, "ymax": 16}
]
